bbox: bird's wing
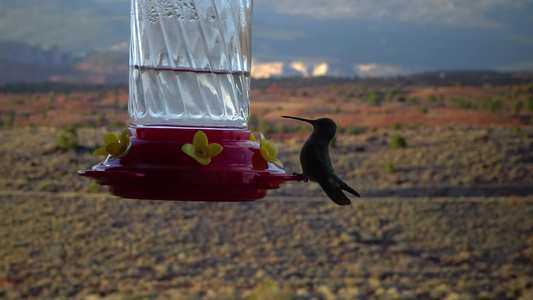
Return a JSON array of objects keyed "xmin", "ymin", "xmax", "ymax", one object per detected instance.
[
  {"xmin": 313, "ymin": 145, "xmax": 359, "ymax": 205},
  {"xmin": 317, "ymin": 177, "xmax": 352, "ymax": 206}
]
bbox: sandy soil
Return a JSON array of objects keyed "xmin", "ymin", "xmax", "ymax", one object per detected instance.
[
  {"xmin": 1, "ymin": 81, "xmax": 533, "ymax": 298},
  {"xmin": 0, "ymin": 125, "xmax": 532, "ymax": 299}
]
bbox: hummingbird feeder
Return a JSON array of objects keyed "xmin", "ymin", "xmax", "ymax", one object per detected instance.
[{"xmin": 78, "ymin": 0, "xmax": 298, "ymax": 201}]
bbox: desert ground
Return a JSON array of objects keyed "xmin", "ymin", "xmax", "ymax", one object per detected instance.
[{"xmin": 1, "ymin": 78, "xmax": 533, "ymax": 299}]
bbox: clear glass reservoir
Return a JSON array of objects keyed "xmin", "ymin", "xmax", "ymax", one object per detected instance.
[{"xmin": 129, "ymin": 0, "xmax": 252, "ymax": 128}]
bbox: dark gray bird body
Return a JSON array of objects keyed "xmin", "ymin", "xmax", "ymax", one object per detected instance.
[{"xmin": 282, "ymin": 116, "xmax": 360, "ymax": 206}]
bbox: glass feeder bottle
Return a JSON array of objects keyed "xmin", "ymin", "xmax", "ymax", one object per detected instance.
[
  {"xmin": 79, "ymin": 0, "xmax": 297, "ymax": 202},
  {"xmin": 129, "ymin": 0, "xmax": 252, "ymax": 128}
]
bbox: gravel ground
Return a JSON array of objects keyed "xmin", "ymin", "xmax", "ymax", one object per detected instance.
[
  {"xmin": 1, "ymin": 194, "xmax": 532, "ymax": 299},
  {"xmin": 271, "ymin": 125, "xmax": 533, "ymax": 198},
  {"xmin": 1, "ymin": 126, "xmax": 533, "ymax": 299},
  {"xmin": 1, "ymin": 126, "xmax": 532, "ymax": 196}
]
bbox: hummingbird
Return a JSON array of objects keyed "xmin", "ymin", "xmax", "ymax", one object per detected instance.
[{"xmin": 282, "ymin": 116, "xmax": 360, "ymax": 206}]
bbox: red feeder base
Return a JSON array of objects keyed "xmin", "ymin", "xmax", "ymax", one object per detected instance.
[{"xmin": 78, "ymin": 126, "xmax": 299, "ymax": 202}]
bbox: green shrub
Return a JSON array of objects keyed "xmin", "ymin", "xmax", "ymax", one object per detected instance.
[
  {"xmin": 406, "ymin": 96, "xmax": 419, "ymax": 104},
  {"xmin": 56, "ymin": 125, "xmax": 79, "ymax": 152},
  {"xmin": 512, "ymin": 99, "xmax": 523, "ymax": 114},
  {"xmin": 248, "ymin": 114, "xmax": 259, "ymax": 131},
  {"xmin": 10, "ymin": 98, "xmax": 25, "ymax": 105},
  {"xmin": 385, "ymin": 161, "xmax": 396, "ymax": 174},
  {"xmin": 3, "ymin": 111, "xmax": 15, "ymax": 127},
  {"xmin": 272, "ymin": 124, "xmax": 303, "ymax": 134},
  {"xmin": 289, "ymin": 89, "xmax": 297, "ymax": 97},
  {"xmin": 344, "ymin": 125, "xmax": 367, "ymax": 135},
  {"xmin": 525, "ymin": 96, "xmax": 533, "ymax": 112},
  {"xmin": 247, "ymin": 280, "xmax": 291, "ymax": 300},
  {"xmin": 385, "ymin": 85, "xmax": 404, "ymax": 102},
  {"xmin": 257, "ymin": 120, "xmax": 273, "ymax": 134},
  {"xmin": 389, "ymin": 134, "xmax": 406, "ymax": 149},
  {"xmin": 96, "ymin": 112, "xmax": 107, "ymax": 125},
  {"xmin": 391, "ymin": 121, "xmax": 404, "ymax": 130},
  {"xmin": 481, "ymin": 96, "xmax": 505, "ymax": 112},
  {"xmin": 88, "ymin": 182, "xmax": 103, "ymax": 193},
  {"xmin": 418, "ymin": 107, "xmax": 428, "ymax": 113},
  {"xmin": 527, "ymin": 83, "xmax": 533, "ymax": 93},
  {"xmin": 344, "ymin": 91, "xmax": 356, "ymax": 100},
  {"xmin": 362, "ymin": 91, "xmax": 383, "ymax": 106},
  {"xmin": 109, "ymin": 119, "xmax": 127, "ymax": 128},
  {"xmin": 449, "ymin": 96, "xmax": 474, "ymax": 110}
]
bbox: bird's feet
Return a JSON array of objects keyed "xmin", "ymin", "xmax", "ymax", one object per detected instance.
[{"xmin": 293, "ymin": 173, "xmax": 309, "ymax": 182}]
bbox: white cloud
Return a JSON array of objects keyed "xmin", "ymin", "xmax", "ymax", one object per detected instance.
[
  {"xmin": 354, "ymin": 63, "xmax": 405, "ymax": 77},
  {"xmin": 251, "ymin": 61, "xmax": 284, "ymax": 78},
  {"xmin": 255, "ymin": 0, "xmax": 533, "ymax": 28}
]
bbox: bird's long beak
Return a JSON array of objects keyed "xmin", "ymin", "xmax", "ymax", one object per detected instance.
[{"xmin": 282, "ymin": 115, "xmax": 313, "ymax": 124}]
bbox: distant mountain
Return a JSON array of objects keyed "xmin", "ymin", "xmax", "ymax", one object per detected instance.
[
  {"xmin": 1, "ymin": 39, "xmax": 530, "ymax": 84},
  {"xmin": 0, "ymin": 39, "xmax": 423, "ymax": 83},
  {"xmin": 0, "ymin": 61, "xmax": 72, "ymax": 83},
  {"xmin": 0, "ymin": 40, "xmax": 78, "ymax": 66},
  {"xmin": 0, "ymin": 40, "xmax": 127, "ymax": 84},
  {"xmin": 1, "ymin": 0, "xmax": 532, "ymax": 74}
]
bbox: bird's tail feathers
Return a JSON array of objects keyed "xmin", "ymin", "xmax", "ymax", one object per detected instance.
[
  {"xmin": 341, "ymin": 181, "xmax": 361, "ymax": 197},
  {"xmin": 318, "ymin": 180, "xmax": 352, "ymax": 206}
]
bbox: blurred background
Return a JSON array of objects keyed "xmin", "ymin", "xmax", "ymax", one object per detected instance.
[
  {"xmin": 1, "ymin": 0, "xmax": 533, "ymax": 83},
  {"xmin": 1, "ymin": 1, "xmax": 533, "ymax": 299}
]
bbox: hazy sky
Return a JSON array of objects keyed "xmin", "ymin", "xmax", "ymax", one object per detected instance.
[
  {"xmin": 1, "ymin": 0, "xmax": 532, "ymax": 71},
  {"xmin": 252, "ymin": 0, "xmax": 533, "ymax": 70}
]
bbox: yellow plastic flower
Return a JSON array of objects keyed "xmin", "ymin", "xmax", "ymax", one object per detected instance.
[
  {"xmin": 259, "ymin": 133, "xmax": 283, "ymax": 168},
  {"xmin": 93, "ymin": 129, "xmax": 131, "ymax": 159},
  {"xmin": 181, "ymin": 131, "xmax": 223, "ymax": 166},
  {"xmin": 250, "ymin": 132, "xmax": 256, "ymax": 142}
]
